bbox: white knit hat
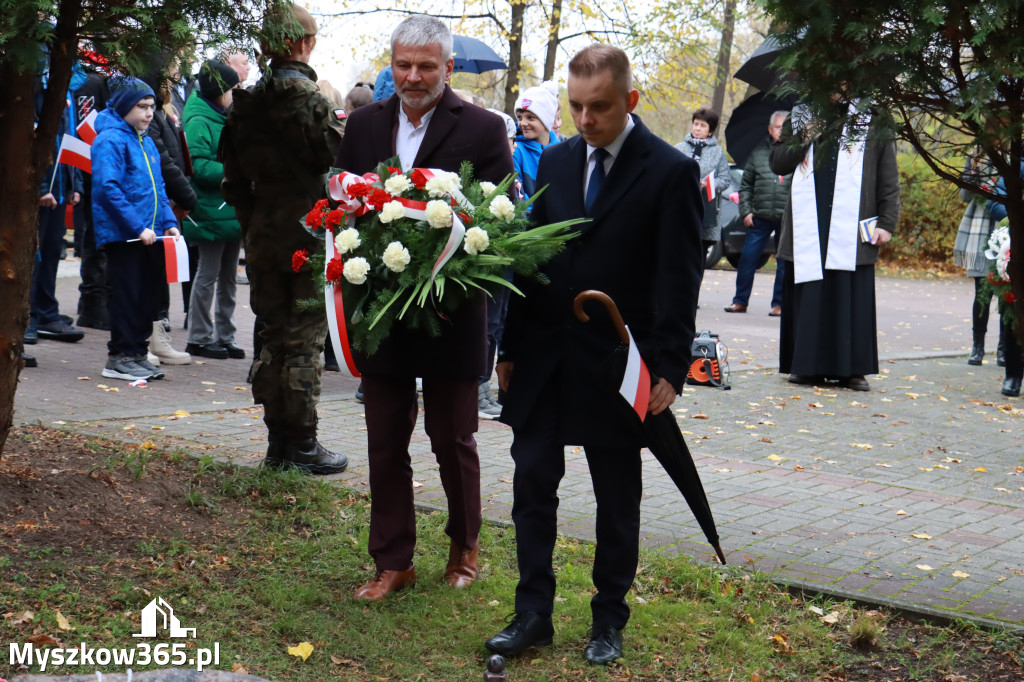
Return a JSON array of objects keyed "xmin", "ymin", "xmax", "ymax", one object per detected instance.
[{"xmin": 514, "ymin": 86, "xmax": 558, "ymax": 133}]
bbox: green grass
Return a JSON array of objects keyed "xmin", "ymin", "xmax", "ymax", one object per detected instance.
[{"xmin": 2, "ymin": 454, "xmax": 1021, "ymax": 681}]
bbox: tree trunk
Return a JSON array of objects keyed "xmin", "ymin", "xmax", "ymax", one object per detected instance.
[
  {"xmin": 710, "ymin": 0, "xmax": 738, "ymax": 136},
  {"xmin": 0, "ymin": 64, "xmax": 42, "ymax": 460},
  {"xmin": 503, "ymin": 0, "xmax": 527, "ymax": 113},
  {"xmin": 0, "ymin": 4, "xmax": 81, "ymax": 459},
  {"xmin": 543, "ymin": 0, "xmax": 563, "ymax": 82}
]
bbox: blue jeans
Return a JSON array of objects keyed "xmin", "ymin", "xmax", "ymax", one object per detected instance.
[{"xmin": 732, "ymin": 216, "xmax": 784, "ymax": 309}]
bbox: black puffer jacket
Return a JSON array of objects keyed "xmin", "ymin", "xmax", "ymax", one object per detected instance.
[
  {"xmin": 140, "ymin": 74, "xmax": 197, "ymax": 211},
  {"xmin": 739, "ymin": 136, "xmax": 791, "ymax": 221}
]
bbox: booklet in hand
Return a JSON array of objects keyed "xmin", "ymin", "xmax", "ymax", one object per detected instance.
[{"xmin": 859, "ymin": 216, "xmax": 879, "ymax": 244}]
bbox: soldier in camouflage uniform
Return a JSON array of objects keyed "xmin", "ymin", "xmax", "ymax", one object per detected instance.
[{"xmin": 219, "ymin": 3, "xmax": 347, "ymax": 474}]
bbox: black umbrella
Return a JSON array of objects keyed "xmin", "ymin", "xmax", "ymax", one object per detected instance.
[
  {"xmin": 724, "ymin": 91, "xmax": 796, "ymax": 168},
  {"xmin": 733, "ymin": 35, "xmax": 785, "ymax": 93},
  {"xmin": 451, "ymin": 35, "xmax": 507, "ymax": 74},
  {"xmin": 573, "ymin": 290, "xmax": 727, "ymax": 565}
]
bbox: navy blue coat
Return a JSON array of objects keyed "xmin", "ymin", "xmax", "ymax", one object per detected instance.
[{"xmin": 499, "ymin": 115, "xmax": 704, "ymax": 448}]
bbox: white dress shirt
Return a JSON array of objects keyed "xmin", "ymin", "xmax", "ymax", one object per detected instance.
[{"xmin": 396, "ymin": 104, "xmax": 436, "ymax": 171}]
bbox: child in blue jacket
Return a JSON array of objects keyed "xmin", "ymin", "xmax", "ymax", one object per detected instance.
[
  {"xmin": 92, "ymin": 78, "xmax": 180, "ymax": 382},
  {"xmin": 513, "ymin": 86, "xmax": 559, "ymax": 200}
]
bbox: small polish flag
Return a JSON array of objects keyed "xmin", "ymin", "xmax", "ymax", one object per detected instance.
[
  {"xmin": 163, "ymin": 235, "xmax": 190, "ymax": 284},
  {"xmin": 56, "ymin": 133, "xmax": 91, "ymax": 174},
  {"xmin": 76, "ymin": 109, "xmax": 98, "ymax": 144},
  {"xmin": 703, "ymin": 171, "xmax": 716, "ymax": 202},
  {"xmin": 618, "ymin": 326, "xmax": 651, "ymax": 422}
]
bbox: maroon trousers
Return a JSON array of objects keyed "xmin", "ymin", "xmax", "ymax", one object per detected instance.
[{"xmin": 362, "ymin": 374, "xmax": 482, "ymax": 571}]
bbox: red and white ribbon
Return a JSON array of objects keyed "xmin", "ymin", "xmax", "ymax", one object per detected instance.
[
  {"xmin": 618, "ymin": 326, "xmax": 651, "ymax": 422},
  {"xmin": 323, "ymin": 230, "xmax": 361, "ymax": 378}
]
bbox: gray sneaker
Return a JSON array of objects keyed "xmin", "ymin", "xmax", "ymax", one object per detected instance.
[
  {"xmin": 102, "ymin": 354, "xmax": 152, "ymax": 382},
  {"xmin": 478, "ymin": 383, "xmax": 502, "ymax": 420},
  {"xmin": 133, "ymin": 355, "xmax": 166, "ymax": 380}
]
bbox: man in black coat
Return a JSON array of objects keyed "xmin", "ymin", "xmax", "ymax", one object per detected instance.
[
  {"xmin": 334, "ymin": 14, "xmax": 514, "ymax": 602},
  {"xmin": 484, "ymin": 44, "xmax": 703, "ymax": 665}
]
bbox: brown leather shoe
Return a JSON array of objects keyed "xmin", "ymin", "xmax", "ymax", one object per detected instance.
[
  {"xmin": 353, "ymin": 567, "xmax": 416, "ymax": 601},
  {"xmin": 769, "ymin": 306, "xmax": 782, "ymax": 317},
  {"xmin": 724, "ymin": 303, "xmax": 747, "ymax": 313},
  {"xmin": 444, "ymin": 542, "xmax": 479, "ymax": 588}
]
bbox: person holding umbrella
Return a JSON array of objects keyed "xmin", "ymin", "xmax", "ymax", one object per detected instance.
[
  {"xmin": 725, "ymin": 110, "xmax": 792, "ymax": 316},
  {"xmin": 485, "ymin": 44, "xmax": 703, "ymax": 665}
]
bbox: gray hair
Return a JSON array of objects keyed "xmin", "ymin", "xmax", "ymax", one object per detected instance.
[
  {"xmin": 391, "ymin": 15, "xmax": 453, "ymax": 62},
  {"xmin": 770, "ymin": 110, "xmax": 789, "ymax": 125}
]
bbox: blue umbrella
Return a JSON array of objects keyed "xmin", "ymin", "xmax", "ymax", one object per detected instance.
[{"xmin": 451, "ymin": 35, "xmax": 507, "ymax": 74}]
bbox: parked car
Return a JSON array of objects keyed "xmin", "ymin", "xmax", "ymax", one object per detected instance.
[{"xmin": 704, "ymin": 165, "xmax": 775, "ymax": 270}]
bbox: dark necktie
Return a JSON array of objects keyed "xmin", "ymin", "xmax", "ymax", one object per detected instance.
[{"xmin": 585, "ymin": 147, "xmax": 609, "ymax": 214}]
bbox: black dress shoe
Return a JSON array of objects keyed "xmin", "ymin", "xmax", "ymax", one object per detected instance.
[
  {"xmin": 485, "ymin": 612, "xmax": 554, "ymax": 656},
  {"xmin": 1002, "ymin": 377, "xmax": 1022, "ymax": 398},
  {"xmin": 185, "ymin": 342, "xmax": 229, "ymax": 359},
  {"xmin": 842, "ymin": 375, "xmax": 870, "ymax": 392},
  {"xmin": 23, "ymin": 354, "xmax": 38, "ymax": 368},
  {"xmin": 787, "ymin": 374, "xmax": 822, "ymax": 386},
  {"xmin": 967, "ymin": 343, "xmax": 984, "ymax": 366},
  {"xmin": 584, "ymin": 625, "xmax": 623, "ymax": 665},
  {"xmin": 222, "ymin": 342, "xmax": 246, "ymax": 359}
]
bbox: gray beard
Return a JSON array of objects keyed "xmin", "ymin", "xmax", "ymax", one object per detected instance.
[{"xmin": 397, "ymin": 80, "xmax": 445, "ymax": 111}]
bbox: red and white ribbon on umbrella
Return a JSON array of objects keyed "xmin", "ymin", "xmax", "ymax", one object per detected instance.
[{"xmin": 619, "ymin": 325, "xmax": 651, "ymax": 422}]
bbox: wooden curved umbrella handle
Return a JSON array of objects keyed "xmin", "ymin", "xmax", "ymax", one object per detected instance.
[{"xmin": 573, "ymin": 290, "xmax": 630, "ymax": 345}]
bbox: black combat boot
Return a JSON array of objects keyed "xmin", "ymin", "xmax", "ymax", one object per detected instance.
[
  {"xmin": 967, "ymin": 337, "xmax": 985, "ymax": 366},
  {"xmin": 261, "ymin": 432, "xmax": 289, "ymax": 470},
  {"xmin": 280, "ymin": 428, "xmax": 349, "ymax": 475}
]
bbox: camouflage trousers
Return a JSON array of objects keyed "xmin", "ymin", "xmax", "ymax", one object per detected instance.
[{"xmin": 247, "ymin": 263, "xmax": 327, "ymax": 434}]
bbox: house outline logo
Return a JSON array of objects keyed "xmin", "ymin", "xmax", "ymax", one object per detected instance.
[{"xmin": 132, "ymin": 597, "xmax": 196, "ymax": 638}]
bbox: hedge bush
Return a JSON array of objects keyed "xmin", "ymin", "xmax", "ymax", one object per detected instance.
[{"xmin": 881, "ymin": 153, "xmax": 966, "ymax": 270}]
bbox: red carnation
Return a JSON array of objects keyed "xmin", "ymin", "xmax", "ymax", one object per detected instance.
[
  {"xmin": 409, "ymin": 169, "xmax": 428, "ymax": 190},
  {"xmin": 457, "ymin": 211, "xmax": 473, "ymax": 224},
  {"xmin": 368, "ymin": 188, "xmax": 392, "ymax": 208},
  {"xmin": 387, "ymin": 166, "xmax": 402, "ymax": 176},
  {"xmin": 314, "ymin": 198, "xmax": 330, "ymax": 212},
  {"xmin": 325, "ymin": 255, "xmax": 344, "ymax": 282},
  {"xmin": 348, "ymin": 182, "xmax": 371, "ymax": 198},
  {"xmin": 325, "ymin": 208, "xmax": 345, "ymax": 231},
  {"xmin": 304, "ymin": 209, "xmax": 320, "ymax": 228},
  {"xmin": 989, "ymin": 272, "xmax": 1000, "ymax": 285},
  {"xmin": 1004, "ymin": 291, "xmax": 1016, "ymax": 303},
  {"xmin": 291, "ymin": 249, "xmax": 309, "ymax": 272}
]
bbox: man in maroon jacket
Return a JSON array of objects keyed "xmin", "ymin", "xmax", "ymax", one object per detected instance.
[{"xmin": 334, "ymin": 14, "xmax": 514, "ymax": 601}]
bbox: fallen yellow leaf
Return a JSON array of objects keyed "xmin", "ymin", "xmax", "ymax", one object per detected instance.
[
  {"xmin": 55, "ymin": 610, "xmax": 71, "ymax": 630},
  {"xmin": 952, "ymin": 570, "xmax": 970, "ymax": 579},
  {"xmin": 916, "ymin": 564, "xmax": 934, "ymax": 571},
  {"xmin": 911, "ymin": 533, "xmax": 932, "ymax": 540},
  {"xmin": 174, "ymin": 410, "xmax": 191, "ymax": 417},
  {"xmin": 767, "ymin": 454, "xmax": 787, "ymax": 461},
  {"xmin": 975, "ymin": 467, "xmax": 988, "ymax": 472},
  {"xmin": 851, "ymin": 443, "xmax": 873, "ymax": 449},
  {"xmin": 288, "ymin": 642, "xmax": 314, "ymax": 661},
  {"xmin": 201, "ymin": 381, "xmax": 217, "ymax": 386},
  {"xmin": 896, "ymin": 510, "xmax": 908, "ymax": 516}
]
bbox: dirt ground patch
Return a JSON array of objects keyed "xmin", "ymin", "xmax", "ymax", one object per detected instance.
[{"xmin": 0, "ymin": 426, "xmax": 244, "ymax": 564}]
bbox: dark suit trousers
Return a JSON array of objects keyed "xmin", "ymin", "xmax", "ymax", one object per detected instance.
[
  {"xmin": 363, "ymin": 375, "xmax": 482, "ymax": 571},
  {"xmin": 510, "ymin": 384, "xmax": 642, "ymax": 630}
]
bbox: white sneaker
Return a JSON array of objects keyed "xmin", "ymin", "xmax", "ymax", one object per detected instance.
[{"xmin": 151, "ymin": 320, "xmax": 191, "ymax": 365}]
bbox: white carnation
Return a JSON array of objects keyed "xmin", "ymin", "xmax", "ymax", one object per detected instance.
[
  {"xmin": 425, "ymin": 200, "xmax": 453, "ymax": 229},
  {"xmin": 343, "ymin": 257, "xmax": 370, "ymax": 285},
  {"xmin": 334, "ymin": 228, "xmax": 361, "ymax": 254},
  {"xmin": 382, "ymin": 241, "xmax": 412, "ymax": 273},
  {"xmin": 478, "ymin": 181, "xmax": 497, "ymax": 195},
  {"xmin": 379, "ymin": 200, "xmax": 406, "ymax": 224},
  {"xmin": 384, "ymin": 173, "xmax": 412, "ymax": 196},
  {"xmin": 463, "ymin": 227, "xmax": 490, "ymax": 255},
  {"xmin": 425, "ymin": 171, "xmax": 462, "ymax": 198},
  {"xmin": 489, "ymin": 194, "xmax": 516, "ymax": 222}
]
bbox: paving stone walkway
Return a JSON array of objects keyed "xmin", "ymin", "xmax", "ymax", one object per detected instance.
[{"xmin": 13, "ymin": 267, "xmax": 1024, "ymax": 630}]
